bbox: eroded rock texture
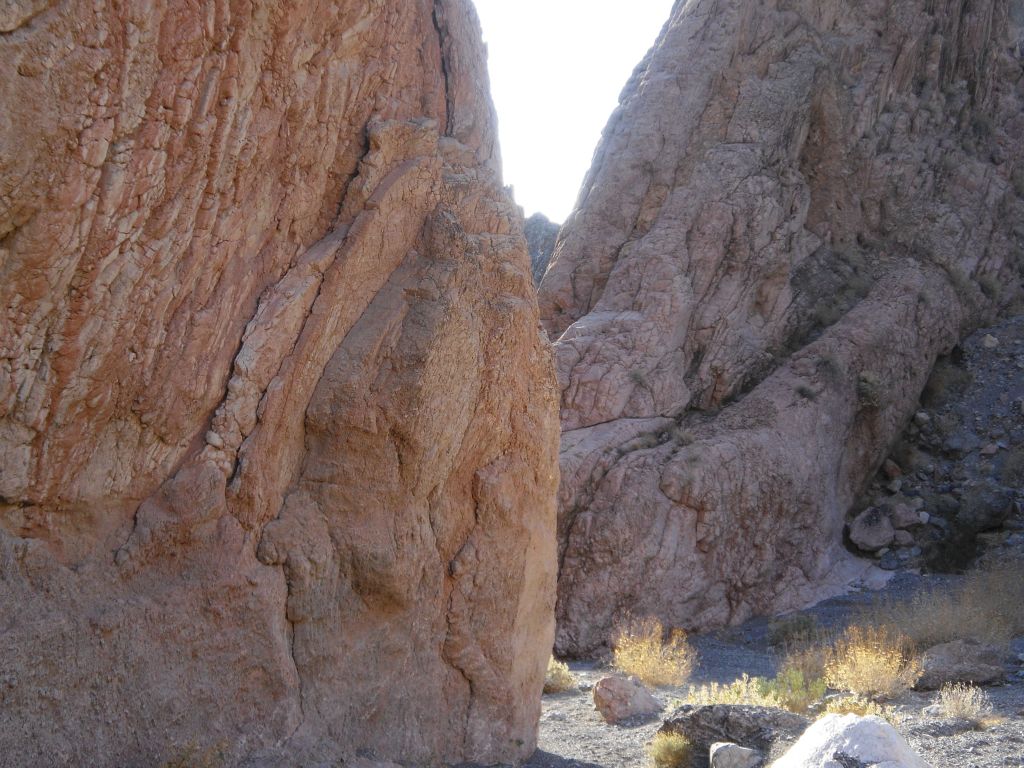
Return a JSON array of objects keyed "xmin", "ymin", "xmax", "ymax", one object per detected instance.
[
  {"xmin": 0, "ymin": 1, "xmax": 559, "ymax": 765},
  {"xmin": 539, "ymin": 0, "xmax": 1024, "ymax": 655},
  {"xmin": 524, "ymin": 212, "xmax": 561, "ymax": 284}
]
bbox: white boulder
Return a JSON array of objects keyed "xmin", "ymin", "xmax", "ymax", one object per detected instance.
[{"xmin": 771, "ymin": 714, "xmax": 930, "ymax": 768}]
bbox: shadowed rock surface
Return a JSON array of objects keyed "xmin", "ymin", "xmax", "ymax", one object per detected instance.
[
  {"xmin": 0, "ymin": 1, "xmax": 559, "ymax": 765},
  {"xmin": 525, "ymin": 212, "xmax": 562, "ymax": 284}
]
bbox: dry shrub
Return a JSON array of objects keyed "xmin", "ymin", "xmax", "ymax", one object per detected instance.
[
  {"xmin": 867, "ymin": 558, "xmax": 1024, "ymax": 649},
  {"xmin": 823, "ymin": 695, "xmax": 894, "ymax": 722},
  {"xmin": 768, "ymin": 614, "xmax": 820, "ymax": 647},
  {"xmin": 613, "ymin": 617, "xmax": 696, "ymax": 688},
  {"xmin": 937, "ymin": 683, "xmax": 994, "ymax": 726},
  {"xmin": 647, "ymin": 732, "xmax": 692, "ymax": 768},
  {"xmin": 684, "ymin": 673, "xmax": 781, "ymax": 708},
  {"xmin": 825, "ymin": 626, "xmax": 921, "ymax": 699},
  {"xmin": 760, "ymin": 666, "xmax": 827, "ymax": 714},
  {"xmin": 543, "ymin": 656, "xmax": 576, "ymax": 694}
]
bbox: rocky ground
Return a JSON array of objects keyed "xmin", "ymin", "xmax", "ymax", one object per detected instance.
[{"xmin": 527, "ymin": 314, "xmax": 1024, "ymax": 768}]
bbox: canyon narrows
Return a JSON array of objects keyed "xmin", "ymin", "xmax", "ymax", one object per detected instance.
[
  {"xmin": 539, "ymin": 0, "xmax": 1024, "ymax": 656},
  {"xmin": 0, "ymin": 1, "xmax": 559, "ymax": 765}
]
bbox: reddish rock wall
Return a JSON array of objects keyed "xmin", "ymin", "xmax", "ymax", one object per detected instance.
[{"xmin": 0, "ymin": 1, "xmax": 559, "ymax": 764}]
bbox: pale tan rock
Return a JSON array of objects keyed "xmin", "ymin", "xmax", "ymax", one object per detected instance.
[
  {"xmin": 916, "ymin": 640, "xmax": 1006, "ymax": 690},
  {"xmin": 0, "ymin": 1, "xmax": 559, "ymax": 766},
  {"xmin": 540, "ymin": 0, "xmax": 1024, "ymax": 653},
  {"xmin": 592, "ymin": 675, "xmax": 663, "ymax": 724}
]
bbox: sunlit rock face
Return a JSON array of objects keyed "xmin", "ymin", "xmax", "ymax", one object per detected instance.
[
  {"xmin": 0, "ymin": 1, "xmax": 560, "ymax": 764},
  {"xmin": 540, "ymin": 0, "xmax": 1024, "ymax": 655}
]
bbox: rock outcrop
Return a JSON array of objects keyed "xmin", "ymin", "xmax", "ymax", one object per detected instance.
[
  {"xmin": 524, "ymin": 212, "xmax": 561, "ymax": 284},
  {"xmin": 539, "ymin": 0, "xmax": 1024, "ymax": 654},
  {"xmin": 0, "ymin": 1, "xmax": 559, "ymax": 766}
]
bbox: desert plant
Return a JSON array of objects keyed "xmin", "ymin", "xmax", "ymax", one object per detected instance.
[
  {"xmin": 613, "ymin": 617, "xmax": 696, "ymax": 688},
  {"xmin": 759, "ymin": 666, "xmax": 827, "ymax": 714},
  {"xmin": 543, "ymin": 656, "xmax": 576, "ymax": 694},
  {"xmin": 768, "ymin": 614, "xmax": 820, "ymax": 648},
  {"xmin": 647, "ymin": 732, "xmax": 692, "ymax": 768},
  {"xmin": 684, "ymin": 673, "xmax": 782, "ymax": 708},
  {"xmin": 857, "ymin": 372, "xmax": 883, "ymax": 410},
  {"xmin": 825, "ymin": 625, "xmax": 921, "ymax": 699},
  {"xmin": 937, "ymin": 683, "xmax": 993, "ymax": 726},
  {"xmin": 823, "ymin": 694, "xmax": 894, "ymax": 721},
  {"xmin": 865, "ymin": 557, "xmax": 1024, "ymax": 648}
]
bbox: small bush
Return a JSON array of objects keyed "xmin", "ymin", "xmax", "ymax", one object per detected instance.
[
  {"xmin": 825, "ymin": 626, "xmax": 921, "ymax": 699},
  {"xmin": 647, "ymin": 732, "xmax": 692, "ymax": 768},
  {"xmin": 684, "ymin": 673, "xmax": 781, "ymax": 708},
  {"xmin": 613, "ymin": 617, "xmax": 696, "ymax": 688},
  {"xmin": 760, "ymin": 666, "xmax": 827, "ymax": 714},
  {"xmin": 937, "ymin": 683, "xmax": 993, "ymax": 725},
  {"xmin": 768, "ymin": 614, "xmax": 820, "ymax": 647},
  {"xmin": 543, "ymin": 656, "xmax": 576, "ymax": 694},
  {"xmin": 823, "ymin": 694, "xmax": 894, "ymax": 721},
  {"xmin": 857, "ymin": 372, "xmax": 883, "ymax": 410}
]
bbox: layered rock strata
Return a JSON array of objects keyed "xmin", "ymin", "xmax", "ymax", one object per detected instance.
[
  {"xmin": 0, "ymin": 1, "xmax": 559, "ymax": 765},
  {"xmin": 540, "ymin": 0, "xmax": 1024, "ymax": 654}
]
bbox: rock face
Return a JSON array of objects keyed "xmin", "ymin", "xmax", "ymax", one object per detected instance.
[
  {"xmin": 538, "ymin": 0, "xmax": 1024, "ymax": 654},
  {"xmin": 770, "ymin": 714, "xmax": 929, "ymax": 768},
  {"xmin": 0, "ymin": 2, "xmax": 559, "ymax": 766},
  {"xmin": 524, "ymin": 212, "xmax": 561, "ymax": 284}
]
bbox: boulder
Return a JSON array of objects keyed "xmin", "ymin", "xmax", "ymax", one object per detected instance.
[
  {"xmin": 956, "ymin": 484, "xmax": 1013, "ymax": 532},
  {"xmin": 538, "ymin": 0, "xmax": 1024, "ymax": 653},
  {"xmin": 770, "ymin": 714, "xmax": 929, "ymax": 768},
  {"xmin": 849, "ymin": 509, "xmax": 896, "ymax": 552},
  {"xmin": 916, "ymin": 640, "xmax": 1006, "ymax": 690},
  {"xmin": 889, "ymin": 504, "xmax": 922, "ymax": 530},
  {"xmin": 593, "ymin": 675, "xmax": 664, "ymax": 724},
  {"xmin": 711, "ymin": 742, "xmax": 764, "ymax": 768},
  {"xmin": 662, "ymin": 705, "xmax": 809, "ymax": 763},
  {"xmin": 0, "ymin": 1, "xmax": 559, "ymax": 765}
]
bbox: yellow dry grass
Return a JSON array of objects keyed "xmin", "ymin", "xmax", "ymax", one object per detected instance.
[
  {"xmin": 866, "ymin": 558, "xmax": 1024, "ymax": 649},
  {"xmin": 647, "ymin": 732, "xmax": 692, "ymax": 768},
  {"xmin": 543, "ymin": 656, "xmax": 576, "ymax": 694},
  {"xmin": 822, "ymin": 694, "xmax": 894, "ymax": 722},
  {"xmin": 824, "ymin": 625, "xmax": 921, "ymax": 699},
  {"xmin": 937, "ymin": 682, "xmax": 995, "ymax": 726},
  {"xmin": 613, "ymin": 617, "xmax": 696, "ymax": 688},
  {"xmin": 683, "ymin": 673, "xmax": 781, "ymax": 708}
]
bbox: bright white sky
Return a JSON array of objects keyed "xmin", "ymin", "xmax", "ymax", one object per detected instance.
[{"xmin": 473, "ymin": 0, "xmax": 676, "ymax": 223}]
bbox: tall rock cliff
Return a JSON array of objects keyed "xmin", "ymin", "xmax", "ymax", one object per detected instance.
[
  {"xmin": 0, "ymin": 1, "xmax": 559, "ymax": 765},
  {"xmin": 539, "ymin": 0, "xmax": 1024, "ymax": 655}
]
